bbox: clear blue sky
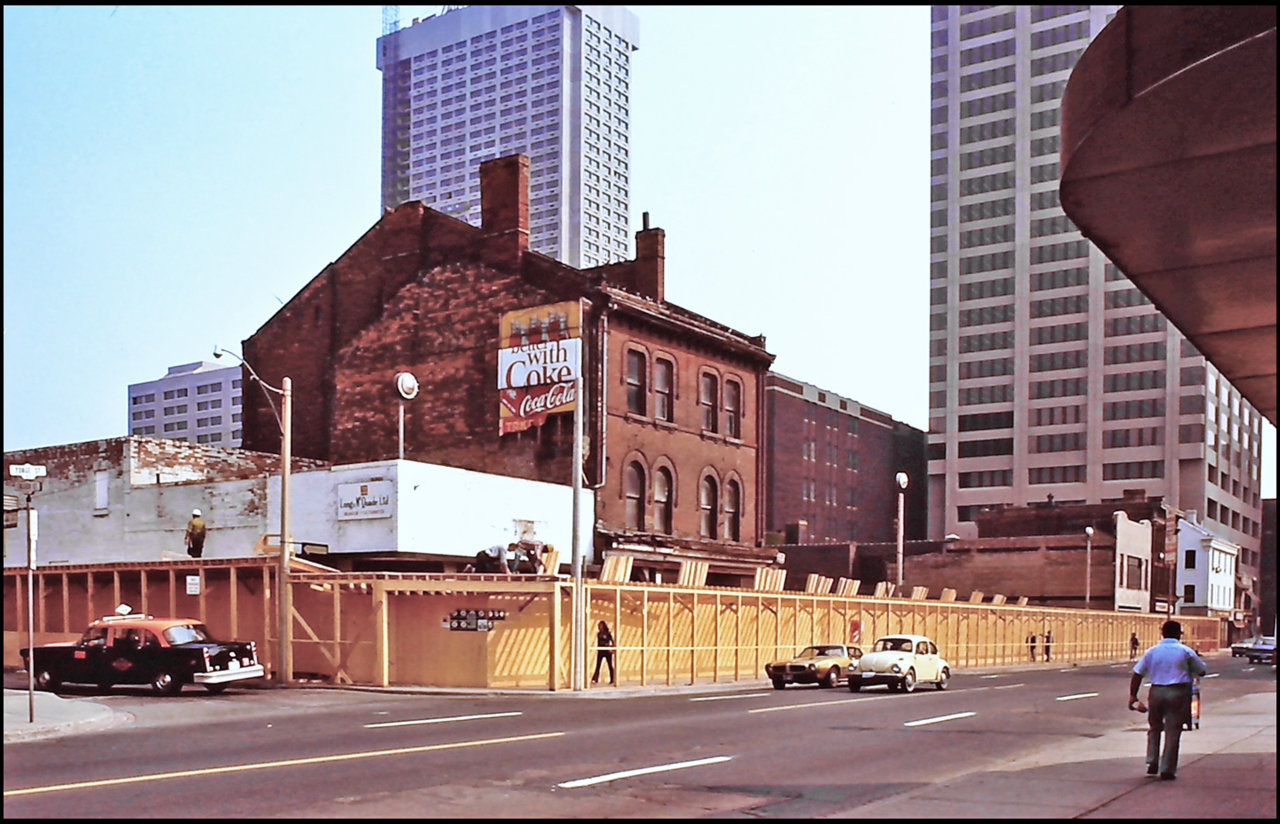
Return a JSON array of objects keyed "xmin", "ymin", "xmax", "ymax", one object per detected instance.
[{"xmin": 3, "ymin": 5, "xmax": 1274, "ymax": 498}]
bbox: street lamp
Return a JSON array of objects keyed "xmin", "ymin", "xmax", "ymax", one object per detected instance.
[
  {"xmin": 215, "ymin": 346, "xmax": 293, "ymax": 685},
  {"xmin": 895, "ymin": 472, "xmax": 909, "ymax": 593},
  {"xmin": 1084, "ymin": 525, "xmax": 1095, "ymax": 609},
  {"xmin": 394, "ymin": 372, "xmax": 419, "ymax": 460}
]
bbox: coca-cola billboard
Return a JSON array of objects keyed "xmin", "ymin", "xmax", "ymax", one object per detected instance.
[{"xmin": 497, "ymin": 300, "xmax": 584, "ymax": 435}]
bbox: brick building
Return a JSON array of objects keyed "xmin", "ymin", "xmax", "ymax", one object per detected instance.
[
  {"xmin": 241, "ymin": 154, "xmax": 777, "ymax": 583},
  {"xmin": 763, "ymin": 373, "xmax": 926, "ymax": 545}
]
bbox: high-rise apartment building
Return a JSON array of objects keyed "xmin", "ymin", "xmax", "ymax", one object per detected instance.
[
  {"xmin": 377, "ymin": 5, "xmax": 639, "ymax": 269},
  {"xmin": 927, "ymin": 6, "xmax": 1264, "ymax": 562},
  {"xmin": 127, "ymin": 362, "xmax": 243, "ymax": 447}
]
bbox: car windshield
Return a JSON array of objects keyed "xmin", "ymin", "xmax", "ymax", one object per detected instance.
[
  {"xmin": 164, "ymin": 623, "xmax": 215, "ymax": 645},
  {"xmin": 796, "ymin": 646, "xmax": 842, "ymax": 658},
  {"xmin": 873, "ymin": 638, "xmax": 913, "ymax": 653}
]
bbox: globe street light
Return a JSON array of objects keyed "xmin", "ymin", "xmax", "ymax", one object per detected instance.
[
  {"xmin": 1084, "ymin": 525, "xmax": 1095, "ymax": 609},
  {"xmin": 895, "ymin": 472, "xmax": 909, "ymax": 593},
  {"xmin": 215, "ymin": 346, "xmax": 293, "ymax": 685}
]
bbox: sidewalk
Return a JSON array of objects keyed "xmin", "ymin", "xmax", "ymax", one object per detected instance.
[
  {"xmin": 6, "ymin": 665, "xmax": 1275, "ymax": 819},
  {"xmin": 829, "ymin": 689, "xmax": 1276, "ymax": 819}
]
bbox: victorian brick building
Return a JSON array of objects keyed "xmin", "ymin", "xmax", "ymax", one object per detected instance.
[{"xmin": 241, "ymin": 154, "xmax": 776, "ymax": 583}]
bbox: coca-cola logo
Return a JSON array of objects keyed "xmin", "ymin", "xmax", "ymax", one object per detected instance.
[{"xmin": 499, "ymin": 381, "xmax": 577, "ymax": 434}]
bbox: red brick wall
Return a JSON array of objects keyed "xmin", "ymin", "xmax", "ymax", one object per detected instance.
[{"xmin": 601, "ymin": 310, "xmax": 765, "ymax": 546}]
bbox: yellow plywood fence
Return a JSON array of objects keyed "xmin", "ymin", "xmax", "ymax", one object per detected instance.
[{"xmin": 4, "ymin": 562, "xmax": 1221, "ymax": 690}]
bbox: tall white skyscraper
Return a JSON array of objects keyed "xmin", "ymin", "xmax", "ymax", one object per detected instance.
[
  {"xmin": 377, "ymin": 5, "xmax": 639, "ymax": 269},
  {"xmin": 927, "ymin": 6, "xmax": 1264, "ymax": 559}
]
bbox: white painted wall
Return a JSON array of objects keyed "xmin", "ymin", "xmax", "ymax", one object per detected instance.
[
  {"xmin": 268, "ymin": 459, "xmax": 596, "ymax": 563},
  {"xmin": 1112, "ymin": 510, "xmax": 1153, "ymax": 611}
]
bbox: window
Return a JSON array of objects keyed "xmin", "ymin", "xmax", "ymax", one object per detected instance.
[
  {"xmin": 94, "ymin": 470, "xmax": 109, "ymax": 512},
  {"xmin": 699, "ymin": 476, "xmax": 718, "ymax": 538},
  {"xmin": 654, "ymin": 358, "xmax": 674, "ymax": 422},
  {"xmin": 1185, "ymin": 549, "xmax": 1196, "ymax": 570},
  {"xmin": 625, "ymin": 350, "xmax": 646, "ymax": 414},
  {"xmin": 724, "ymin": 380, "xmax": 742, "ymax": 438},
  {"xmin": 724, "ymin": 480, "xmax": 741, "ymax": 542},
  {"xmin": 1183, "ymin": 584, "xmax": 1196, "ymax": 604},
  {"xmin": 654, "ymin": 467, "xmax": 673, "ymax": 534},
  {"xmin": 699, "ymin": 373, "xmax": 719, "ymax": 432},
  {"xmin": 624, "ymin": 462, "xmax": 645, "ymax": 530}
]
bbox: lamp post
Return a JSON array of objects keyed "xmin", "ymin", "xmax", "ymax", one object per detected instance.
[
  {"xmin": 895, "ymin": 472, "xmax": 909, "ymax": 593},
  {"xmin": 1084, "ymin": 525, "xmax": 1095, "ymax": 609},
  {"xmin": 394, "ymin": 372, "xmax": 419, "ymax": 460},
  {"xmin": 215, "ymin": 347, "xmax": 292, "ymax": 685}
]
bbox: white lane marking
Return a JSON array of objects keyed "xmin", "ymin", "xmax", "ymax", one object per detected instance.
[
  {"xmin": 1055, "ymin": 692, "xmax": 1099, "ymax": 701},
  {"xmin": 979, "ymin": 674, "xmax": 1003, "ymax": 679},
  {"xmin": 747, "ymin": 693, "xmax": 900, "ymax": 714},
  {"xmin": 365, "ymin": 711, "xmax": 522, "ymax": 728},
  {"xmin": 557, "ymin": 756, "xmax": 733, "ymax": 789},
  {"xmin": 5, "ymin": 732, "xmax": 565, "ymax": 798},
  {"xmin": 904, "ymin": 711, "xmax": 975, "ymax": 727},
  {"xmin": 690, "ymin": 692, "xmax": 772, "ymax": 702},
  {"xmin": 1204, "ymin": 672, "xmax": 1220, "ymax": 678},
  {"xmin": 993, "ymin": 683, "xmax": 1025, "ymax": 690}
]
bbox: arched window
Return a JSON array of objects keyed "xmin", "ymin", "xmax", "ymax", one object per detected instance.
[
  {"xmin": 699, "ymin": 372, "xmax": 719, "ymax": 432},
  {"xmin": 725, "ymin": 479, "xmax": 741, "ymax": 541},
  {"xmin": 626, "ymin": 350, "xmax": 647, "ymax": 415},
  {"xmin": 724, "ymin": 379, "xmax": 742, "ymax": 438},
  {"xmin": 654, "ymin": 358, "xmax": 674, "ymax": 422},
  {"xmin": 699, "ymin": 475, "xmax": 718, "ymax": 539},
  {"xmin": 654, "ymin": 467, "xmax": 673, "ymax": 534},
  {"xmin": 624, "ymin": 461, "xmax": 645, "ymax": 530}
]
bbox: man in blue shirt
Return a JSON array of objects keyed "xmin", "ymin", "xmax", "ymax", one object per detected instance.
[{"xmin": 1129, "ymin": 620, "xmax": 1206, "ymax": 780}]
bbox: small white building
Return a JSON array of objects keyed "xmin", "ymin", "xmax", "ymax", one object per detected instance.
[
  {"xmin": 4, "ymin": 437, "xmax": 592, "ymax": 572},
  {"xmin": 1112, "ymin": 510, "xmax": 1153, "ymax": 612},
  {"xmin": 267, "ymin": 460, "xmax": 595, "ymax": 570},
  {"xmin": 1176, "ymin": 513, "xmax": 1239, "ymax": 617}
]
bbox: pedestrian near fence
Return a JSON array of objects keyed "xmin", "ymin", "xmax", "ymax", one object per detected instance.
[
  {"xmin": 1129, "ymin": 620, "xmax": 1206, "ymax": 780},
  {"xmin": 591, "ymin": 620, "xmax": 616, "ymax": 685}
]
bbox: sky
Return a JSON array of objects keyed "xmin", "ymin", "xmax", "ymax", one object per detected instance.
[{"xmin": 3, "ymin": 5, "xmax": 1274, "ymax": 498}]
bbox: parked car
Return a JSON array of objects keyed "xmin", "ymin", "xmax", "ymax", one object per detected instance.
[
  {"xmin": 1231, "ymin": 636, "xmax": 1261, "ymax": 657},
  {"xmin": 765, "ymin": 644, "xmax": 862, "ymax": 689},
  {"xmin": 20, "ymin": 609, "xmax": 265, "ymax": 695},
  {"xmin": 1245, "ymin": 636, "xmax": 1276, "ymax": 665},
  {"xmin": 849, "ymin": 634, "xmax": 950, "ymax": 693}
]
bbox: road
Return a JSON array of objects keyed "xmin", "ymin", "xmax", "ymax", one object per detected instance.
[{"xmin": 4, "ymin": 656, "xmax": 1273, "ymax": 818}]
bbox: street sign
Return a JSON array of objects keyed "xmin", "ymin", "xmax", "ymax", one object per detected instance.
[{"xmin": 9, "ymin": 463, "xmax": 47, "ymax": 480}]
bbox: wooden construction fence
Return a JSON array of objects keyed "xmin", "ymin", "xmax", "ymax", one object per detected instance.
[{"xmin": 4, "ymin": 560, "xmax": 1222, "ymax": 690}]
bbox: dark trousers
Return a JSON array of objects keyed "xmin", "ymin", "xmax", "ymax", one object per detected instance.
[
  {"xmin": 592, "ymin": 651, "xmax": 615, "ymax": 684},
  {"xmin": 187, "ymin": 542, "xmax": 204, "ymax": 559},
  {"xmin": 1147, "ymin": 683, "xmax": 1192, "ymax": 776}
]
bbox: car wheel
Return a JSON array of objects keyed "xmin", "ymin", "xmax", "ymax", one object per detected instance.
[
  {"xmin": 771, "ymin": 677, "xmax": 786, "ymax": 690},
  {"xmin": 204, "ymin": 683, "xmax": 229, "ymax": 695},
  {"xmin": 821, "ymin": 666, "xmax": 840, "ymax": 689},
  {"xmin": 150, "ymin": 670, "xmax": 183, "ymax": 696},
  {"xmin": 848, "ymin": 677, "xmax": 862, "ymax": 692},
  {"xmin": 34, "ymin": 668, "xmax": 61, "ymax": 693},
  {"xmin": 901, "ymin": 668, "xmax": 917, "ymax": 693},
  {"xmin": 935, "ymin": 668, "xmax": 950, "ymax": 691}
]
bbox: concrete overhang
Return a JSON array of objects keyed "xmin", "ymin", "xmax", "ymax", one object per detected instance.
[{"xmin": 1060, "ymin": 5, "xmax": 1277, "ymax": 425}]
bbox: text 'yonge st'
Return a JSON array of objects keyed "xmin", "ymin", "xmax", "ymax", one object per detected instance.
[{"xmin": 496, "ymin": 300, "xmax": 584, "ymax": 434}]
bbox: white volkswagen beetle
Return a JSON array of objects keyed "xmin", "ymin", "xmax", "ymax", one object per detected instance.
[{"xmin": 848, "ymin": 634, "xmax": 950, "ymax": 693}]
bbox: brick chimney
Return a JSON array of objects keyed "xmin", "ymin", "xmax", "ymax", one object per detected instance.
[
  {"xmin": 633, "ymin": 211, "xmax": 664, "ymax": 301},
  {"xmin": 479, "ymin": 154, "xmax": 529, "ymax": 266}
]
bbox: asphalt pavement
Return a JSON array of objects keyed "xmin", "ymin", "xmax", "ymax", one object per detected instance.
[{"xmin": 5, "ymin": 655, "xmax": 1275, "ymax": 819}]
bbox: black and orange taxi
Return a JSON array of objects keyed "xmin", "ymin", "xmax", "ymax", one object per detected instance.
[{"xmin": 20, "ymin": 609, "xmax": 264, "ymax": 696}]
